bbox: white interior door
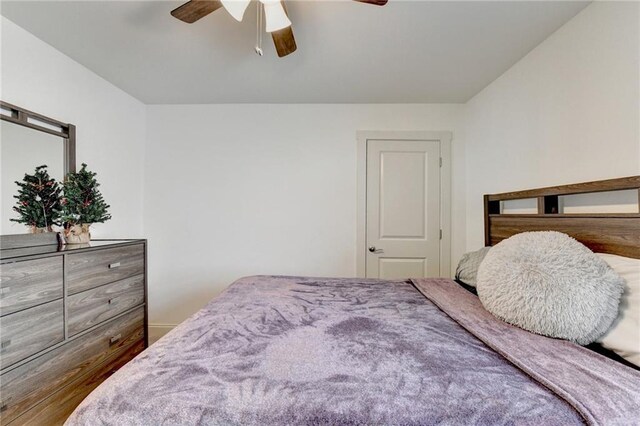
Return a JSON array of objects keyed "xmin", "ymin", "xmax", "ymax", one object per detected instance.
[{"xmin": 366, "ymin": 139, "xmax": 441, "ymax": 279}]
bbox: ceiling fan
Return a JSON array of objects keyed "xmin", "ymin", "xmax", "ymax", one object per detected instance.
[{"xmin": 170, "ymin": 0, "xmax": 388, "ymax": 58}]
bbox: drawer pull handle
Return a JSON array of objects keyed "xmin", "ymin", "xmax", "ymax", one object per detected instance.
[
  {"xmin": 0, "ymin": 287, "xmax": 10, "ymax": 296},
  {"xmin": 108, "ymin": 298, "xmax": 114, "ymax": 305},
  {"xmin": 1, "ymin": 339, "xmax": 11, "ymax": 350},
  {"xmin": 109, "ymin": 262, "xmax": 121, "ymax": 269},
  {"xmin": 109, "ymin": 334, "xmax": 122, "ymax": 345}
]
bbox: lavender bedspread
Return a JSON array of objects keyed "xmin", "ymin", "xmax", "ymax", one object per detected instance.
[{"xmin": 66, "ymin": 276, "xmax": 640, "ymax": 425}]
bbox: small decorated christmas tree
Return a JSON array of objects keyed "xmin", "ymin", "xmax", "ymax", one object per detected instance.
[
  {"xmin": 60, "ymin": 163, "xmax": 111, "ymax": 226},
  {"xmin": 11, "ymin": 165, "xmax": 62, "ymax": 232}
]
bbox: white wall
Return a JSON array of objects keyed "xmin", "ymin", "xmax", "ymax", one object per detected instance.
[
  {"xmin": 4, "ymin": 1, "xmax": 638, "ymax": 328},
  {"xmin": 463, "ymin": 1, "xmax": 640, "ymax": 250},
  {"xmin": 0, "ymin": 17, "xmax": 146, "ymax": 238},
  {"xmin": 146, "ymin": 2, "xmax": 640, "ymax": 326},
  {"xmin": 145, "ymin": 104, "xmax": 464, "ymax": 324}
]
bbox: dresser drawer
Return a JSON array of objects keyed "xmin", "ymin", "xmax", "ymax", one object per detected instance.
[
  {"xmin": 68, "ymin": 274, "xmax": 145, "ymax": 336},
  {"xmin": 67, "ymin": 244, "xmax": 144, "ymax": 294},
  {"xmin": 0, "ymin": 307, "xmax": 144, "ymax": 424},
  {"xmin": 0, "ymin": 299, "xmax": 64, "ymax": 369},
  {"xmin": 0, "ymin": 257, "xmax": 63, "ymax": 316},
  {"xmin": 7, "ymin": 340, "xmax": 145, "ymax": 426}
]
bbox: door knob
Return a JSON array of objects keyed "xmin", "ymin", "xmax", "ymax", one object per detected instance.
[{"xmin": 368, "ymin": 246, "xmax": 377, "ymax": 253}]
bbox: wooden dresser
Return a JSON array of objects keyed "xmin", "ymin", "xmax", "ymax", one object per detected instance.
[{"xmin": 0, "ymin": 239, "xmax": 147, "ymax": 425}]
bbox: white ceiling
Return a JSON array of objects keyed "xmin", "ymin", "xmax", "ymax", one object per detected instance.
[{"xmin": 1, "ymin": 0, "xmax": 589, "ymax": 104}]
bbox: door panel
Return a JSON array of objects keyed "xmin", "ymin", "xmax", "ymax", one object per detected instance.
[
  {"xmin": 378, "ymin": 258, "xmax": 427, "ymax": 280},
  {"xmin": 366, "ymin": 139, "xmax": 440, "ymax": 278},
  {"xmin": 380, "ymin": 152, "xmax": 426, "ymax": 239}
]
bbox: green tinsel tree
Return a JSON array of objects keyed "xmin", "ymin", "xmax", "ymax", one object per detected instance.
[
  {"xmin": 11, "ymin": 165, "xmax": 62, "ymax": 230},
  {"xmin": 60, "ymin": 163, "xmax": 111, "ymax": 225}
]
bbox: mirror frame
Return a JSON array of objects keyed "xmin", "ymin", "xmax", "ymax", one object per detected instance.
[
  {"xmin": 0, "ymin": 101, "xmax": 76, "ymax": 244},
  {"xmin": 1, "ymin": 100, "xmax": 76, "ymax": 176}
]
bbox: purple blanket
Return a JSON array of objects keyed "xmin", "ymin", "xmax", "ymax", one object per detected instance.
[{"xmin": 67, "ymin": 276, "xmax": 640, "ymax": 425}]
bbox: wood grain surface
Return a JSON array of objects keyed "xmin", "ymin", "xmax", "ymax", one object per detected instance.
[
  {"xmin": 7, "ymin": 340, "xmax": 145, "ymax": 425},
  {"xmin": 484, "ymin": 176, "xmax": 640, "ymax": 259},
  {"xmin": 68, "ymin": 275, "xmax": 145, "ymax": 336},
  {"xmin": 0, "ymin": 307, "xmax": 144, "ymax": 424},
  {"xmin": 67, "ymin": 244, "xmax": 144, "ymax": 294},
  {"xmin": 0, "ymin": 257, "xmax": 63, "ymax": 316},
  {"xmin": 486, "ymin": 175, "xmax": 640, "ymax": 201},
  {"xmin": 170, "ymin": 0, "xmax": 223, "ymax": 23},
  {"xmin": 0, "ymin": 299, "xmax": 64, "ymax": 369},
  {"xmin": 0, "ymin": 233, "xmax": 59, "ymax": 250}
]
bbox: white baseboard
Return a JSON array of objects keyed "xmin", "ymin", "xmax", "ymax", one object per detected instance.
[{"xmin": 148, "ymin": 324, "xmax": 177, "ymax": 345}]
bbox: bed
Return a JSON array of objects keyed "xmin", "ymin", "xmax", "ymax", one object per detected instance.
[{"xmin": 67, "ymin": 177, "xmax": 640, "ymax": 425}]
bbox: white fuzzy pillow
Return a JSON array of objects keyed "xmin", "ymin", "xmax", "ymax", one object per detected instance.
[{"xmin": 477, "ymin": 231, "xmax": 624, "ymax": 345}]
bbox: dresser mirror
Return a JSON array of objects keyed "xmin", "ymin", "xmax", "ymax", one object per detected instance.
[{"xmin": 0, "ymin": 101, "xmax": 75, "ymax": 236}]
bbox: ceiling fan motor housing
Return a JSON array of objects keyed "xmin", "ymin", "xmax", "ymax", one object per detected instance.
[{"xmin": 170, "ymin": 0, "xmax": 388, "ymax": 58}]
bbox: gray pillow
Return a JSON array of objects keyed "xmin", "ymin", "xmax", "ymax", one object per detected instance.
[
  {"xmin": 455, "ymin": 247, "xmax": 491, "ymax": 287},
  {"xmin": 476, "ymin": 231, "xmax": 624, "ymax": 345}
]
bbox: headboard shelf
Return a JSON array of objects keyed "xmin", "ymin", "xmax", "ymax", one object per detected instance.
[
  {"xmin": 489, "ymin": 213, "xmax": 640, "ymax": 218},
  {"xmin": 485, "ymin": 175, "xmax": 640, "ymax": 201},
  {"xmin": 484, "ymin": 175, "xmax": 640, "ymax": 259}
]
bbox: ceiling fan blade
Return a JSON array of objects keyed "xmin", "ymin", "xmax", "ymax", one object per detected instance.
[
  {"xmin": 271, "ymin": 1, "xmax": 296, "ymax": 58},
  {"xmin": 171, "ymin": 0, "xmax": 223, "ymax": 23},
  {"xmin": 271, "ymin": 26, "xmax": 297, "ymax": 57},
  {"xmin": 354, "ymin": 0, "xmax": 388, "ymax": 5}
]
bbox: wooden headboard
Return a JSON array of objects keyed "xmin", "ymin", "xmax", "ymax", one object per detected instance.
[{"xmin": 484, "ymin": 176, "xmax": 640, "ymax": 259}]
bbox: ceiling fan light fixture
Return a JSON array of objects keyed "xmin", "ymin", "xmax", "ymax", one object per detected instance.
[
  {"xmin": 221, "ymin": 0, "xmax": 251, "ymax": 21},
  {"xmin": 261, "ymin": 0, "xmax": 292, "ymax": 33}
]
